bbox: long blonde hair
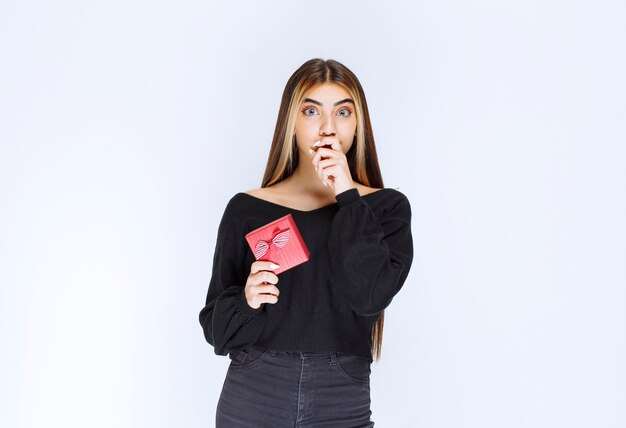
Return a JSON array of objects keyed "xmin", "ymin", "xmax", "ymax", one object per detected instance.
[{"xmin": 261, "ymin": 58, "xmax": 387, "ymax": 361}]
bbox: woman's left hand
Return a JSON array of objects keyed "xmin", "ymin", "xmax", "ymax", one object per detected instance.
[{"xmin": 309, "ymin": 137, "xmax": 355, "ymax": 196}]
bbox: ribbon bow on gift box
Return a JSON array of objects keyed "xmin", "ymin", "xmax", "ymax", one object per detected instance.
[{"xmin": 254, "ymin": 228, "xmax": 291, "ymax": 259}]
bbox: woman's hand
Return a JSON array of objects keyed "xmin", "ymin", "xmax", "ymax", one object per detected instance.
[
  {"xmin": 244, "ymin": 260, "xmax": 281, "ymax": 309},
  {"xmin": 309, "ymin": 136, "xmax": 356, "ymax": 196}
]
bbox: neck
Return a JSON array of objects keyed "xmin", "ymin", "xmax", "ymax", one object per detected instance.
[
  {"xmin": 282, "ymin": 147, "xmax": 355, "ymax": 196},
  {"xmin": 286, "ymin": 157, "xmax": 332, "ymax": 195}
]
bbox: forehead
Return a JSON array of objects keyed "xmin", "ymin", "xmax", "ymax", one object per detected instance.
[{"xmin": 302, "ymin": 82, "xmax": 352, "ymax": 101}]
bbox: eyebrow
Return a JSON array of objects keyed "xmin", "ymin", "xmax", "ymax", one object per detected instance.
[{"xmin": 303, "ymin": 97, "xmax": 354, "ymax": 107}]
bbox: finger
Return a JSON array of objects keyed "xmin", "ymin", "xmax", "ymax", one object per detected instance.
[
  {"xmin": 318, "ymin": 160, "xmax": 344, "ymax": 177},
  {"xmin": 315, "ymin": 158, "xmax": 339, "ymax": 181},
  {"xmin": 329, "ymin": 139, "xmax": 342, "ymax": 152},
  {"xmin": 313, "ymin": 137, "xmax": 339, "ymax": 154},
  {"xmin": 258, "ymin": 283, "xmax": 280, "ymax": 296},
  {"xmin": 309, "ymin": 140, "xmax": 323, "ymax": 156},
  {"xmin": 250, "ymin": 260, "xmax": 280, "ymax": 275},
  {"xmin": 261, "ymin": 294, "xmax": 279, "ymax": 305},
  {"xmin": 321, "ymin": 168, "xmax": 336, "ymax": 182},
  {"xmin": 252, "ymin": 270, "xmax": 279, "ymax": 285},
  {"xmin": 311, "ymin": 147, "xmax": 341, "ymax": 168},
  {"xmin": 322, "ymin": 164, "xmax": 349, "ymax": 188},
  {"xmin": 312, "ymin": 135, "xmax": 340, "ymax": 157},
  {"xmin": 317, "ymin": 158, "xmax": 339, "ymax": 170},
  {"xmin": 311, "ymin": 143, "xmax": 344, "ymax": 187},
  {"xmin": 315, "ymin": 136, "xmax": 339, "ymax": 148}
]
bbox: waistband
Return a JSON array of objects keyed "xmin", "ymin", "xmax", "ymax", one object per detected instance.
[{"xmin": 244, "ymin": 344, "xmax": 349, "ymax": 359}]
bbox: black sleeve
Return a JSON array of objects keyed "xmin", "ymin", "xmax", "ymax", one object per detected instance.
[
  {"xmin": 327, "ymin": 188, "xmax": 414, "ymax": 317},
  {"xmin": 198, "ymin": 198, "xmax": 267, "ymax": 356}
]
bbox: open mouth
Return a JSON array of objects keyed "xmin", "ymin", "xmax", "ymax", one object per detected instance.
[{"xmin": 312, "ymin": 141, "xmax": 333, "ymax": 151}]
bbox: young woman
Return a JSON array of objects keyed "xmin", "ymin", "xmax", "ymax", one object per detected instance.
[{"xmin": 199, "ymin": 58, "xmax": 414, "ymax": 427}]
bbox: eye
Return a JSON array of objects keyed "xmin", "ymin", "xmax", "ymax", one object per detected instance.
[
  {"xmin": 302, "ymin": 106, "xmax": 318, "ymax": 116},
  {"xmin": 337, "ymin": 108, "xmax": 352, "ymax": 117}
]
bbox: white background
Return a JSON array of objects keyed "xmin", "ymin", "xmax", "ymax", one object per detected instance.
[{"xmin": 1, "ymin": 1, "xmax": 624, "ymax": 427}]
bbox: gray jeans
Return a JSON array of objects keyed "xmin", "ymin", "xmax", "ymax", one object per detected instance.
[{"xmin": 215, "ymin": 344, "xmax": 375, "ymax": 427}]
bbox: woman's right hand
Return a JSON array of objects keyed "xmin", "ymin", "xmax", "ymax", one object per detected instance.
[{"xmin": 244, "ymin": 261, "xmax": 281, "ymax": 309}]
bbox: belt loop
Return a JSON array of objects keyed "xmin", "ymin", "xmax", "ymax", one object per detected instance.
[{"xmin": 329, "ymin": 351, "xmax": 337, "ymax": 366}]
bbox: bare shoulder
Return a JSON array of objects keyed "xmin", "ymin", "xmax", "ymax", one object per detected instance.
[
  {"xmin": 243, "ymin": 183, "xmax": 384, "ymax": 205},
  {"xmin": 243, "ymin": 186, "xmax": 281, "ymax": 203},
  {"xmin": 355, "ymin": 184, "xmax": 384, "ymax": 197},
  {"xmin": 243, "ymin": 187, "xmax": 265, "ymax": 197}
]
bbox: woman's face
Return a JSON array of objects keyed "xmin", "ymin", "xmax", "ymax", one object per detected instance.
[{"xmin": 294, "ymin": 82, "xmax": 357, "ymax": 156}]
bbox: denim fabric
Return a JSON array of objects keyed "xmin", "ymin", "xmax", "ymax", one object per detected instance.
[{"xmin": 216, "ymin": 344, "xmax": 375, "ymax": 427}]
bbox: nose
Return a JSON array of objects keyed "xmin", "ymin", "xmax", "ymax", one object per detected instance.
[{"xmin": 319, "ymin": 114, "xmax": 335, "ymax": 135}]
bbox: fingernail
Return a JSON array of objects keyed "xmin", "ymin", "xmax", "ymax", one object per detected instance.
[
  {"xmin": 270, "ymin": 263, "xmax": 280, "ymax": 269},
  {"xmin": 313, "ymin": 140, "xmax": 321, "ymax": 147},
  {"xmin": 308, "ymin": 148, "xmax": 314, "ymax": 155},
  {"xmin": 322, "ymin": 181, "xmax": 328, "ymax": 187}
]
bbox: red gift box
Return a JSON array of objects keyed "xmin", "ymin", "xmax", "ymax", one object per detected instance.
[{"xmin": 244, "ymin": 213, "xmax": 310, "ymax": 275}]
